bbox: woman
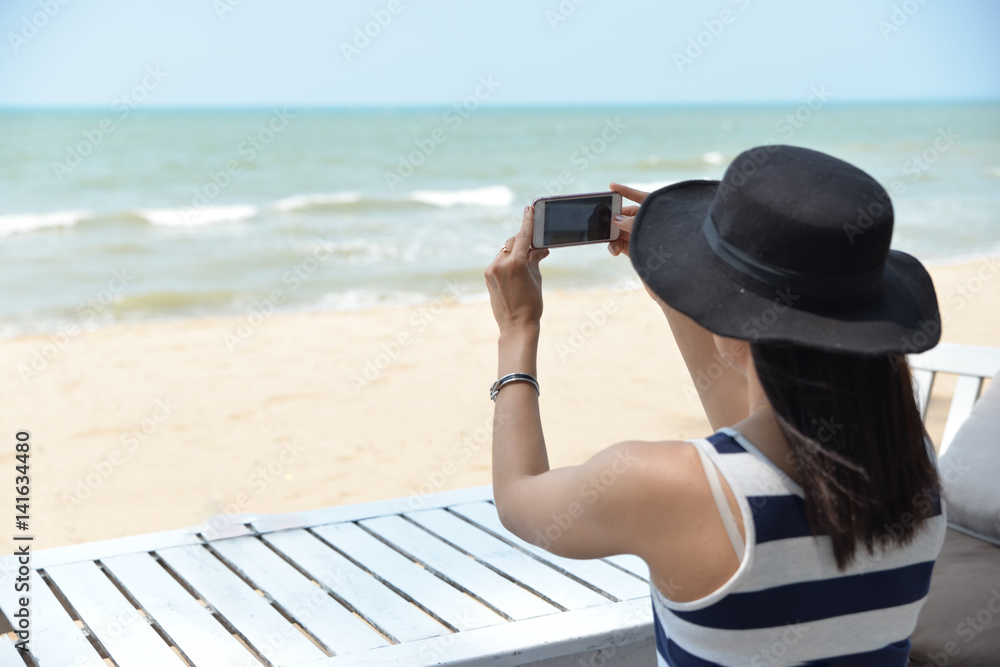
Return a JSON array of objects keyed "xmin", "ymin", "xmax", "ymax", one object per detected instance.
[{"xmin": 483, "ymin": 145, "xmax": 945, "ymax": 666}]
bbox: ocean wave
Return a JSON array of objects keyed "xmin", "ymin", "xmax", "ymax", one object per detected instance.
[
  {"xmin": 315, "ymin": 287, "xmax": 487, "ymax": 312},
  {"xmin": 0, "ymin": 210, "xmax": 90, "ymax": 238},
  {"xmin": 135, "ymin": 205, "xmax": 258, "ymax": 228},
  {"xmin": 702, "ymin": 151, "xmax": 726, "ymax": 166},
  {"xmin": 626, "ymin": 181, "xmax": 678, "ymax": 195},
  {"xmin": 408, "ymin": 185, "xmax": 515, "ymax": 208},
  {"xmin": 106, "ymin": 289, "xmax": 247, "ymax": 317},
  {"xmin": 269, "ymin": 185, "xmax": 515, "ymax": 213},
  {"xmin": 305, "ymin": 239, "xmax": 412, "ymax": 263},
  {"xmin": 272, "ymin": 192, "xmax": 363, "ymax": 212}
]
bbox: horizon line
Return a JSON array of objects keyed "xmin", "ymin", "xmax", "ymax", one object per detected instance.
[{"xmin": 1, "ymin": 97, "xmax": 998, "ymax": 112}]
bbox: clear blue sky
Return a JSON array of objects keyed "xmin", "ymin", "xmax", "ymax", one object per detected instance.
[{"xmin": 1, "ymin": 0, "xmax": 997, "ymax": 107}]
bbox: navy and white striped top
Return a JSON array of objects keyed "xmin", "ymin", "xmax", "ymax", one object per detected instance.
[{"xmin": 651, "ymin": 427, "xmax": 945, "ymax": 667}]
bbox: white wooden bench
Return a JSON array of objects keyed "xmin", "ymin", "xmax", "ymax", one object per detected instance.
[
  {"xmin": 2, "ymin": 342, "xmax": 998, "ymax": 666},
  {"xmin": 0, "ymin": 488, "xmax": 654, "ymax": 666}
]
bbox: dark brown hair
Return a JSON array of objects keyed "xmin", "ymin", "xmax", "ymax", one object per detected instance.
[{"xmin": 751, "ymin": 343, "xmax": 940, "ymax": 570}]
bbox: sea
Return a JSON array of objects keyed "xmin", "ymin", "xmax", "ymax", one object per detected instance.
[{"xmin": 1, "ymin": 102, "xmax": 998, "ymax": 338}]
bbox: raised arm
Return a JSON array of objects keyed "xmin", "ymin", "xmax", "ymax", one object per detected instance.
[{"xmin": 609, "ymin": 183, "xmax": 749, "ymax": 430}]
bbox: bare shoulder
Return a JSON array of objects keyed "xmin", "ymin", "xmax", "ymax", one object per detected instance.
[
  {"xmin": 606, "ymin": 439, "xmax": 704, "ymax": 487},
  {"xmin": 596, "ymin": 440, "xmax": 708, "ymax": 539},
  {"xmin": 609, "ymin": 439, "xmax": 744, "ymax": 600}
]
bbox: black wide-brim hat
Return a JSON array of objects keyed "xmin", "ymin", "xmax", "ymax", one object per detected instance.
[{"xmin": 630, "ymin": 145, "xmax": 941, "ymax": 355}]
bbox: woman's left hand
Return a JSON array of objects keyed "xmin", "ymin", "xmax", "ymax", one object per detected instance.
[{"xmin": 485, "ymin": 205, "xmax": 550, "ymax": 336}]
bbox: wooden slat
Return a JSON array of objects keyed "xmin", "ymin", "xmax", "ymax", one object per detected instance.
[
  {"xmin": 251, "ymin": 485, "xmax": 493, "ymax": 533},
  {"xmin": 311, "ymin": 522, "xmax": 506, "ymax": 632},
  {"xmin": 28, "ymin": 528, "xmax": 204, "ymax": 569},
  {"xmin": 210, "ymin": 535, "xmax": 389, "ymax": 654},
  {"xmin": 909, "ymin": 343, "xmax": 1000, "ymax": 378},
  {"xmin": 263, "ymin": 528, "xmax": 448, "ymax": 643},
  {"xmin": 404, "ymin": 508, "xmax": 611, "ymax": 611},
  {"xmin": 0, "ymin": 568, "xmax": 106, "ymax": 666},
  {"xmin": 361, "ymin": 515, "xmax": 558, "ymax": 621},
  {"xmin": 940, "ymin": 374, "xmax": 984, "ymax": 455},
  {"xmin": 101, "ymin": 551, "xmax": 264, "ymax": 667},
  {"xmin": 450, "ymin": 502, "xmax": 650, "ymax": 601},
  {"xmin": 0, "ymin": 635, "xmax": 27, "ymax": 665},
  {"xmin": 604, "ymin": 553, "xmax": 650, "ymax": 581},
  {"xmin": 912, "ymin": 368, "xmax": 935, "ymax": 419},
  {"xmin": 44, "ymin": 561, "xmax": 184, "ymax": 667},
  {"xmin": 156, "ymin": 543, "xmax": 327, "ymax": 665},
  {"xmin": 299, "ymin": 597, "xmax": 654, "ymax": 667}
]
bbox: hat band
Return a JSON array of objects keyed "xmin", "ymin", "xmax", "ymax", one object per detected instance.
[{"xmin": 702, "ymin": 214, "xmax": 884, "ymax": 300}]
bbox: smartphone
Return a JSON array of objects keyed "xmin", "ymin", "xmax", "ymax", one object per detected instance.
[{"xmin": 531, "ymin": 191, "xmax": 622, "ymax": 248}]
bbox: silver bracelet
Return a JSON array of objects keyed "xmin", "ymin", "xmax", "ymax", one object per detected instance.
[{"xmin": 490, "ymin": 373, "xmax": 540, "ymax": 401}]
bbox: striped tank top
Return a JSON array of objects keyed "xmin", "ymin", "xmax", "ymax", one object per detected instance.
[{"xmin": 651, "ymin": 427, "xmax": 946, "ymax": 666}]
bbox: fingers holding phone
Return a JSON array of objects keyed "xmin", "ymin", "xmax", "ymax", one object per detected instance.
[
  {"xmin": 610, "ymin": 182, "xmax": 649, "ymax": 206},
  {"xmin": 606, "ymin": 183, "xmax": 649, "ymax": 258}
]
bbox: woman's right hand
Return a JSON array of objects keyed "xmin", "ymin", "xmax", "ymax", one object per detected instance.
[
  {"xmin": 608, "ymin": 182, "xmax": 670, "ymax": 308},
  {"xmin": 607, "ymin": 182, "xmax": 649, "ymax": 259}
]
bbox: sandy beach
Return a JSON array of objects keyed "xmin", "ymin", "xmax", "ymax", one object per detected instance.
[{"xmin": 1, "ymin": 257, "xmax": 997, "ymax": 553}]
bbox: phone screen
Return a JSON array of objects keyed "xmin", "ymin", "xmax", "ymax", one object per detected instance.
[{"xmin": 542, "ymin": 196, "xmax": 614, "ymax": 246}]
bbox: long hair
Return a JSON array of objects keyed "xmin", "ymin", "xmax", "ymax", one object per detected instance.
[{"xmin": 750, "ymin": 343, "xmax": 940, "ymax": 570}]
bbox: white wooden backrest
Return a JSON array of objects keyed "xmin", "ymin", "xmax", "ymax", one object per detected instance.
[{"xmin": 908, "ymin": 343, "xmax": 1000, "ymax": 456}]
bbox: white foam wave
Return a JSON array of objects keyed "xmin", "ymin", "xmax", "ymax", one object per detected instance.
[
  {"xmin": 408, "ymin": 185, "xmax": 515, "ymax": 208},
  {"xmin": 302, "ymin": 239, "xmax": 410, "ymax": 263},
  {"xmin": 0, "ymin": 210, "xmax": 89, "ymax": 238},
  {"xmin": 626, "ymin": 181, "xmax": 678, "ymax": 196},
  {"xmin": 317, "ymin": 290, "xmax": 432, "ymax": 311},
  {"xmin": 137, "ymin": 204, "xmax": 257, "ymax": 228},
  {"xmin": 316, "ymin": 287, "xmax": 486, "ymax": 312},
  {"xmin": 702, "ymin": 151, "xmax": 726, "ymax": 166},
  {"xmin": 272, "ymin": 192, "xmax": 362, "ymax": 212}
]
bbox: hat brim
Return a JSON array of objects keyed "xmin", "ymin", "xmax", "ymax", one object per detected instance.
[{"xmin": 629, "ymin": 181, "xmax": 941, "ymax": 355}]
